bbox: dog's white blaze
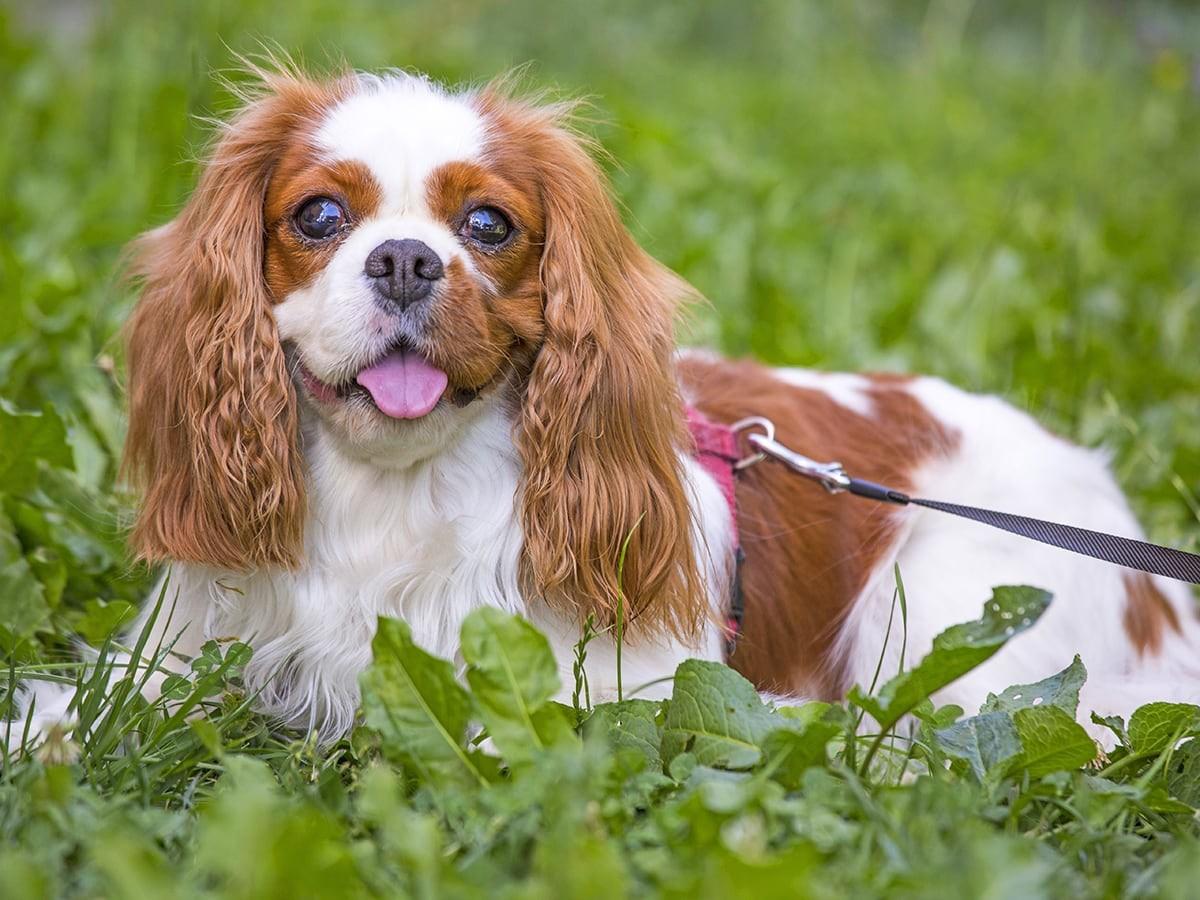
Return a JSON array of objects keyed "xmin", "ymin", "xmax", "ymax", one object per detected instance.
[{"xmin": 316, "ymin": 72, "xmax": 484, "ymax": 216}]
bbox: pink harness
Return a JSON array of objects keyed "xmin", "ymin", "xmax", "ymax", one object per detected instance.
[{"xmin": 685, "ymin": 407, "xmax": 744, "ymax": 653}]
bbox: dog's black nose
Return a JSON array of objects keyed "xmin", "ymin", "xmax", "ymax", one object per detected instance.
[{"xmin": 364, "ymin": 239, "xmax": 444, "ymax": 310}]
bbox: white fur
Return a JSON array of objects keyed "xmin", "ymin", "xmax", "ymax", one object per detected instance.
[
  {"xmin": 4, "ymin": 681, "xmax": 75, "ymax": 751},
  {"xmin": 318, "ymin": 73, "xmax": 484, "ymax": 215},
  {"xmin": 826, "ymin": 373, "xmax": 1200, "ymax": 739}
]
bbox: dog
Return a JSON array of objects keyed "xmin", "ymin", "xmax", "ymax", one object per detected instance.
[{"xmin": 12, "ymin": 66, "xmax": 1199, "ymax": 746}]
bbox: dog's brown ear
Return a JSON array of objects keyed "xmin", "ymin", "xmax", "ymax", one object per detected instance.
[
  {"xmin": 123, "ymin": 71, "xmax": 345, "ymax": 570},
  {"xmin": 496, "ymin": 97, "xmax": 705, "ymax": 640}
]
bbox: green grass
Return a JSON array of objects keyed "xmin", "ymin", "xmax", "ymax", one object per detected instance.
[{"xmin": 2, "ymin": 0, "xmax": 1200, "ymax": 896}]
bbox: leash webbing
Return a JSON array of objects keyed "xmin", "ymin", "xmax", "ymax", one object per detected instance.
[{"xmin": 741, "ymin": 429, "xmax": 1200, "ymax": 587}]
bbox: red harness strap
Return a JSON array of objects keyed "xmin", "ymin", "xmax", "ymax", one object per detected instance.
[
  {"xmin": 685, "ymin": 407, "xmax": 744, "ymax": 655},
  {"xmin": 685, "ymin": 407, "xmax": 740, "ymax": 540}
]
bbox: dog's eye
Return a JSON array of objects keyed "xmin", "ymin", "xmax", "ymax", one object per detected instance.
[
  {"xmin": 462, "ymin": 207, "xmax": 510, "ymax": 246},
  {"xmin": 295, "ymin": 197, "xmax": 346, "ymax": 240}
]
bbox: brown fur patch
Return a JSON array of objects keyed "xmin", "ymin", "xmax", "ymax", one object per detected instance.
[
  {"xmin": 422, "ymin": 159, "xmax": 546, "ymax": 381},
  {"xmin": 473, "ymin": 86, "xmax": 706, "ymax": 643},
  {"xmin": 123, "ymin": 68, "xmax": 353, "ymax": 570},
  {"xmin": 424, "ymin": 159, "xmax": 544, "ymax": 291},
  {"xmin": 265, "ymin": 158, "xmax": 383, "ymax": 299},
  {"xmin": 678, "ymin": 357, "xmax": 959, "ymax": 696},
  {"xmin": 1122, "ymin": 571, "xmax": 1181, "ymax": 657}
]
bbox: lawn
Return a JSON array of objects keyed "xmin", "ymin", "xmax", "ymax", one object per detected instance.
[{"xmin": 2, "ymin": 0, "xmax": 1200, "ymax": 896}]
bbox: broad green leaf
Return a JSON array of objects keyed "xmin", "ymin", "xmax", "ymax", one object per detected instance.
[
  {"xmin": 1128, "ymin": 702, "xmax": 1200, "ymax": 755},
  {"xmin": 661, "ymin": 659, "xmax": 781, "ymax": 769},
  {"xmin": 73, "ymin": 598, "xmax": 136, "ymax": 645},
  {"xmin": 936, "ymin": 711, "xmax": 1022, "ymax": 781},
  {"xmin": 1090, "ymin": 711, "xmax": 1129, "ymax": 747},
  {"xmin": 360, "ymin": 616, "xmax": 488, "ymax": 786},
  {"xmin": 89, "ymin": 828, "xmax": 183, "ymax": 900},
  {"xmin": 0, "ymin": 851, "xmax": 49, "ymax": 900},
  {"xmin": 776, "ymin": 699, "xmax": 836, "ymax": 727},
  {"xmin": 0, "ymin": 553, "xmax": 49, "ymax": 641},
  {"xmin": 0, "ymin": 402, "xmax": 71, "ymax": 495},
  {"xmin": 585, "ymin": 699, "xmax": 663, "ymax": 770},
  {"xmin": 0, "ymin": 508, "xmax": 23, "ymax": 566},
  {"xmin": 1160, "ymin": 842, "xmax": 1200, "ymax": 900},
  {"xmin": 460, "ymin": 607, "xmax": 576, "ymax": 765},
  {"xmin": 912, "ymin": 701, "xmax": 965, "ymax": 728},
  {"xmin": 981, "ymin": 655, "xmax": 1085, "ymax": 716},
  {"xmin": 761, "ymin": 714, "xmax": 841, "ymax": 788},
  {"xmin": 668, "ymin": 751, "xmax": 697, "ymax": 782},
  {"xmin": 694, "ymin": 770, "xmax": 757, "ymax": 814},
  {"xmin": 73, "ymin": 365, "xmax": 125, "ymax": 461},
  {"xmin": 1072, "ymin": 774, "xmax": 1144, "ymax": 828},
  {"xmin": 1009, "ymin": 706, "xmax": 1096, "ymax": 777},
  {"xmin": 0, "ymin": 508, "xmax": 48, "ymax": 640},
  {"xmin": 27, "ymin": 547, "xmax": 66, "ymax": 610},
  {"xmin": 460, "ymin": 608, "xmax": 561, "ymax": 712},
  {"xmin": 66, "ymin": 420, "xmax": 108, "ymax": 490},
  {"xmin": 17, "ymin": 467, "xmax": 129, "ymax": 576},
  {"xmin": 1167, "ymin": 739, "xmax": 1200, "ymax": 807},
  {"xmin": 850, "ymin": 586, "xmax": 1052, "ymax": 729},
  {"xmin": 1070, "ymin": 773, "xmax": 1192, "ymax": 823},
  {"xmin": 677, "ymin": 846, "xmax": 819, "ymax": 898},
  {"xmin": 1141, "ymin": 785, "xmax": 1196, "ymax": 816}
]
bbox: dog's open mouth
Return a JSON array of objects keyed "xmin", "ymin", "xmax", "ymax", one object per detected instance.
[
  {"xmin": 295, "ymin": 341, "xmax": 483, "ymax": 420},
  {"xmin": 351, "ymin": 346, "xmax": 447, "ymax": 419}
]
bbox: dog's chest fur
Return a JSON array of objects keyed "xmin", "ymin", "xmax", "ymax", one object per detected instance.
[
  {"xmin": 163, "ymin": 398, "xmax": 731, "ymax": 737},
  {"xmin": 171, "ymin": 401, "xmax": 528, "ymax": 735}
]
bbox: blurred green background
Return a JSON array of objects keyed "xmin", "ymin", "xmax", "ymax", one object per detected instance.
[
  {"xmin": 1, "ymin": 0, "xmax": 1198, "ymax": 557},
  {"xmin": 2, "ymin": 5, "xmax": 1200, "ymax": 894}
]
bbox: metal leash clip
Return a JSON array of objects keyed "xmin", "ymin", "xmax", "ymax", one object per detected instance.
[
  {"xmin": 730, "ymin": 416, "xmax": 852, "ymax": 493},
  {"xmin": 729, "ymin": 413, "xmax": 1200, "ymax": 585}
]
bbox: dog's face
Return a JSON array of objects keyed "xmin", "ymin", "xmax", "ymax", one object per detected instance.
[
  {"xmin": 263, "ymin": 76, "xmax": 547, "ymax": 460},
  {"xmin": 121, "ymin": 68, "xmax": 705, "ymax": 639}
]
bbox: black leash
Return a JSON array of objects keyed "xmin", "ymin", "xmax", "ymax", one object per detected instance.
[{"xmin": 733, "ymin": 418, "xmax": 1200, "ymax": 586}]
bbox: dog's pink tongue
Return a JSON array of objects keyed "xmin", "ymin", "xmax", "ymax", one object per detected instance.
[{"xmin": 355, "ymin": 350, "xmax": 448, "ymax": 419}]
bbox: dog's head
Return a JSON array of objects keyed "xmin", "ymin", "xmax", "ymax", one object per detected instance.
[{"xmin": 123, "ymin": 66, "xmax": 703, "ymax": 636}]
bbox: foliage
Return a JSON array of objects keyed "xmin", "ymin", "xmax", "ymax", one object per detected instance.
[
  {"xmin": 5, "ymin": 600, "xmax": 1200, "ymax": 897},
  {"xmin": 2, "ymin": 0, "xmax": 1200, "ymax": 897}
]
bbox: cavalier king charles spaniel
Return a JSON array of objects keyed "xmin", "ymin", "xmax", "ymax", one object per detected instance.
[{"xmin": 13, "ymin": 66, "xmax": 1199, "ymax": 746}]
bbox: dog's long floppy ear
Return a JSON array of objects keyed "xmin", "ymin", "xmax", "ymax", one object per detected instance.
[
  {"xmin": 514, "ymin": 108, "xmax": 705, "ymax": 640},
  {"xmin": 123, "ymin": 71, "xmax": 342, "ymax": 570}
]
